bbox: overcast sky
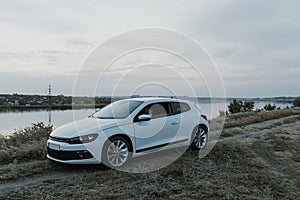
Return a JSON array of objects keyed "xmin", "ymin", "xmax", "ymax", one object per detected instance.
[{"xmin": 0, "ymin": 0, "xmax": 299, "ymax": 98}]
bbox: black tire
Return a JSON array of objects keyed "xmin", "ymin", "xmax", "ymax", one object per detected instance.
[
  {"xmin": 102, "ymin": 136, "xmax": 132, "ymax": 168},
  {"xmin": 190, "ymin": 125, "xmax": 208, "ymax": 150}
]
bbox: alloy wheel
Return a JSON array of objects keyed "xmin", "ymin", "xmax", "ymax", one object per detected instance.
[
  {"xmin": 193, "ymin": 127, "xmax": 207, "ymax": 149},
  {"xmin": 106, "ymin": 139, "xmax": 129, "ymax": 167}
]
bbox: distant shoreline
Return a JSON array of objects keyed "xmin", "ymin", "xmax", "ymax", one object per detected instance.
[
  {"xmin": 0, "ymin": 94, "xmax": 297, "ymax": 111},
  {"xmin": 0, "ymin": 103, "xmax": 108, "ymax": 111},
  {"xmin": 0, "ymin": 98, "xmax": 293, "ymax": 112}
]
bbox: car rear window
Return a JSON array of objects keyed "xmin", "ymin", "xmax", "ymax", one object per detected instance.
[{"xmin": 170, "ymin": 102, "xmax": 190, "ymax": 115}]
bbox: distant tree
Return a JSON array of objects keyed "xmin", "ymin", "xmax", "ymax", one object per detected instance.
[
  {"xmin": 228, "ymin": 99, "xmax": 243, "ymax": 114},
  {"xmin": 293, "ymin": 97, "xmax": 300, "ymax": 107},
  {"xmin": 243, "ymin": 101, "xmax": 254, "ymax": 112},
  {"xmin": 264, "ymin": 103, "xmax": 276, "ymax": 111},
  {"xmin": 228, "ymin": 100, "xmax": 255, "ymax": 114}
]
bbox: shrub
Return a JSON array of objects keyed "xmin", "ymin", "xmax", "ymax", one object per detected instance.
[
  {"xmin": 228, "ymin": 100, "xmax": 254, "ymax": 114},
  {"xmin": 243, "ymin": 101, "xmax": 254, "ymax": 112},
  {"xmin": 264, "ymin": 103, "xmax": 276, "ymax": 111},
  {"xmin": 293, "ymin": 97, "xmax": 300, "ymax": 107},
  {"xmin": 228, "ymin": 100, "xmax": 243, "ymax": 114},
  {"xmin": 0, "ymin": 122, "xmax": 53, "ymax": 164}
]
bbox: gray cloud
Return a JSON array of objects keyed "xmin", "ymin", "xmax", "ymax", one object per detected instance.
[
  {"xmin": 67, "ymin": 39, "xmax": 96, "ymax": 48},
  {"xmin": 177, "ymin": 0, "xmax": 300, "ymax": 97},
  {"xmin": 0, "ymin": 0, "xmax": 299, "ymax": 97}
]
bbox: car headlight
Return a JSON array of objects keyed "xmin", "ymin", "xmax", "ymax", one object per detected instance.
[{"xmin": 68, "ymin": 133, "xmax": 98, "ymax": 144}]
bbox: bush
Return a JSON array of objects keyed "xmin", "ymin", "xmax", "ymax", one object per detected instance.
[
  {"xmin": 228, "ymin": 100, "xmax": 242, "ymax": 114},
  {"xmin": 0, "ymin": 122, "xmax": 53, "ymax": 164},
  {"xmin": 243, "ymin": 101, "xmax": 254, "ymax": 112},
  {"xmin": 228, "ymin": 100, "xmax": 254, "ymax": 114},
  {"xmin": 293, "ymin": 97, "xmax": 300, "ymax": 107},
  {"xmin": 264, "ymin": 103, "xmax": 276, "ymax": 111}
]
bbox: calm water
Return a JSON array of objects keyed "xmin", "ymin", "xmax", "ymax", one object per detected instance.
[
  {"xmin": 0, "ymin": 101, "xmax": 292, "ymax": 134},
  {"xmin": 0, "ymin": 109, "xmax": 95, "ymax": 135}
]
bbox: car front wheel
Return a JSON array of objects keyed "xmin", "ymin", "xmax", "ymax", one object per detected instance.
[
  {"xmin": 191, "ymin": 126, "xmax": 208, "ymax": 150},
  {"xmin": 102, "ymin": 136, "xmax": 131, "ymax": 168}
]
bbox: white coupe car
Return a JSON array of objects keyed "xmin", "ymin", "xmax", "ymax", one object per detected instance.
[{"xmin": 47, "ymin": 98, "xmax": 209, "ymax": 168}]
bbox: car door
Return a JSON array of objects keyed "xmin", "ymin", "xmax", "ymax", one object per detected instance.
[
  {"xmin": 133, "ymin": 102, "xmax": 180, "ymax": 153},
  {"xmin": 169, "ymin": 102, "xmax": 196, "ymax": 143}
]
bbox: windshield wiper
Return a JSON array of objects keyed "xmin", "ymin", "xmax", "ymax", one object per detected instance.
[{"xmin": 95, "ymin": 117, "xmax": 114, "ymax": 119}]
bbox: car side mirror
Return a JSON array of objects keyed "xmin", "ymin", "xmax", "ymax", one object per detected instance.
[{"xmin": 138, "ymin": 114, "xmax": 151, "ymax": 122}]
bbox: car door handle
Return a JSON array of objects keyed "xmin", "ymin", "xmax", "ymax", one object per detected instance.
[{"xmin": 171, "ymin": 121, "xmax": 178, "ymax": 125}]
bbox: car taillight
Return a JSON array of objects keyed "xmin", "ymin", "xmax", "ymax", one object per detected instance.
[{"xmin": 201, "ymin": 114, "xmax": 208, "ymax": 121}]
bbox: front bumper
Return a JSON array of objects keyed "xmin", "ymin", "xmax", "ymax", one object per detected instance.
[{"xmin": 47, "ymin": 137, "xmax": 105, "ymax": 164}]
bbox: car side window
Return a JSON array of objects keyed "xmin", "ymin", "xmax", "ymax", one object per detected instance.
[
  {"xmin": 136, "ymin": 102, "xmax": 171, "ymax": 120},
  {"xmin": 180, "ymin": 102, "xmax": 190, "ymax": 112},
  {"xmin": 170, "ymin": 102, "xmax": 190, "ymax": 115}
]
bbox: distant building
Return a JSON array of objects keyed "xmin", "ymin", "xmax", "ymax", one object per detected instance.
[{"xmin": 14, "ymin": 100, "xmax": 19, "ymax": 106}]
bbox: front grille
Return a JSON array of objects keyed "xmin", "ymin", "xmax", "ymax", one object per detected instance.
[{"xmin": 47, "ymin": 147, "xmax": 93, "ymax": 160}]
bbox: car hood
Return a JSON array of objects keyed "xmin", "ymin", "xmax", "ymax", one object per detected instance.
[{"xmin": 50, "ymin": 117, "xmax": 126, "ymax": 138}]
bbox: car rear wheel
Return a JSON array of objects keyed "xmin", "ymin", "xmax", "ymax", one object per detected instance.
[
  {"xmin": 102, "ymin": 136, "xmax": 131, "ymax": 168},
  {"xmin": 191, "ymin": 126, "xmax": 208, "ymax": 150}
]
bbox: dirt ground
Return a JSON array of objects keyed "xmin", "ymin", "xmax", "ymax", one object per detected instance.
[{"xmin": 0, "ymin": 108, "xmax": 299, "ymax": 199}]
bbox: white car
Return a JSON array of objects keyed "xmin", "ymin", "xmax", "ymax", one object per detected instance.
[{"xmin": 47, "ymin": 98, "xmax": 209, "ymax": 168}]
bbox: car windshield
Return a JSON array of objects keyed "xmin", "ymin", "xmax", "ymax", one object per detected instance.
[{"xmin": 92, "ymin": 100, "xmax": 143, "ymax": 119}]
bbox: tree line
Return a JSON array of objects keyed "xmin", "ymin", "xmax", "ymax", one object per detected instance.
[{"xmin": 226, "ymin": 97, "xmax": 300, "ymax": 114}]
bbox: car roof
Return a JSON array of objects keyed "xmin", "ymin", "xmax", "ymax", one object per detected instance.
[{"xmin": 128, "ymin": 97, "xmax": 190, "ymax": 103}]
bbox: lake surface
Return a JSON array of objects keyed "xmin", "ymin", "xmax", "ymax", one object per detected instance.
[{"xmin": 0, "ymin": 101, "xmax": 292, "ymax": 135}]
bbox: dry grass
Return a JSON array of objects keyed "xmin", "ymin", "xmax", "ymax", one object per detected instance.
[
  {"xmin": 224, "ymin": 108, "xmax": 297, "ymax": 128},
  {"xmin": 0, "ymin": 160, "xmax": 57, "ymax": 181},
  {"xmin": 1, "ymin": 140, "xmax": 299, "ymax": 199},
  {"xmin": 209, "ymin": 116, "xmax": 226, "ymax": 132},
  {"xmin": 210, "ymin": 107, "xmax": 299, "ymax": 138},
  {"xmin": 0, "ymin": 122, "xmax": 52, "ymax": 164},
  {"xmin": 221, "ymin": 127, "xmax": 243, "ymax": 137}
]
